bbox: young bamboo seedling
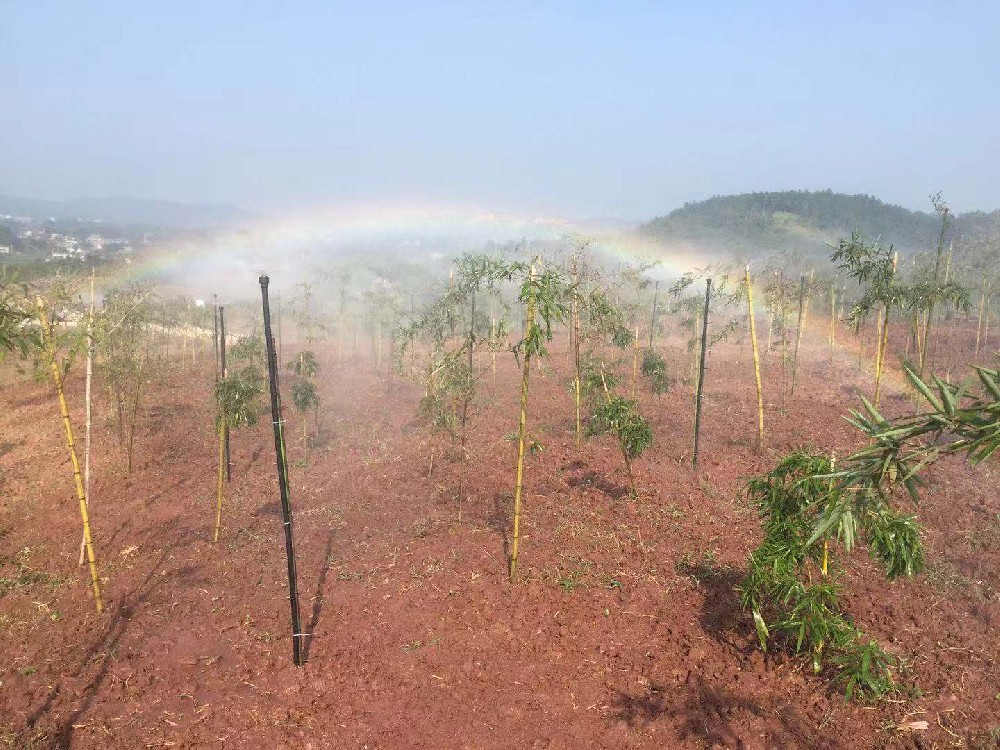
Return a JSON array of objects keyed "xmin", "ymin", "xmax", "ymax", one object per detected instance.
[
  {"xmin": 212, "ymin": 357, "xmax": 264, "ymax": 541},
  {"xmin": 288, "ymin": 350, "xmax": 321, "ymax": 462},
  {"xmin": 508, "ymin": 261, "xmax": 569, "ymax": 582},
  {"xmin": 585, "ymin": 362, "xmax": 652, "ymax": 499}
]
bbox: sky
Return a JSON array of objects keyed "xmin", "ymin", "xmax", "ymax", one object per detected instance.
[{"xmin": 2, "ymin": 1, "xmax": 998, "ymax": 221}]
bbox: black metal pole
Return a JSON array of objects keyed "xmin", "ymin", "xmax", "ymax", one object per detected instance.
[
  {"xmin": 219, "ymin": 305, "xmax": 231, "ymax": 482},
  {"xmin": 692, "ymin": 278, "xmax": 711, "ymax": 469},
  {"xmin": 260, "ymin": 275, "xmax": 303, "ymax": 666}
]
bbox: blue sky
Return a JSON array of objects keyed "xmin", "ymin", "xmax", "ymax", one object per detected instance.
[{"xmin": 2, "ymin": 1, "xmax": 998, "ymax": 219}]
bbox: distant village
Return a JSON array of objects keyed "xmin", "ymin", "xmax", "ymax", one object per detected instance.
[{"xmin": 0, "ymin": 213, "xmax": 156, "ymax": 267}]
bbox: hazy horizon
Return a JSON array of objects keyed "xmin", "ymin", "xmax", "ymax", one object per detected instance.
[{"xmin": 3, "ymin": 2, "xmax": 998, "ymax": 220}]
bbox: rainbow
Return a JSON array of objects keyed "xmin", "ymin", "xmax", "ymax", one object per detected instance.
[{"xmin": 117, "ymin": 201, "xmax": 710, "ymax": 299}]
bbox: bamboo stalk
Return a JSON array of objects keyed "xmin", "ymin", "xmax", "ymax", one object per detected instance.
[
  {"xmin": 745, "ymin": 266, "xmax": 765, "ymax": 451},
  {"xmin": 874, "ymin": 307, "xmax": 891, "ymax": 408},
  {"xmin": 38, "ymin": 299, "xmax": 104, "ymax": 613},
  {"xmin": 79, "ymin": 270, "xmax": 95, "ymax": 566},
  {"xmin": 509, "ymin": 267, "xmax": 536, "ymax": 583},
  {"xmin": 975, "ymin": 280, "xmax": 988, "ymax": 357}
]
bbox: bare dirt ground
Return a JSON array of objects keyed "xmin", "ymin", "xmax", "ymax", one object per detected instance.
[{"xmin": 1, "ymin": 317, "xmax": 998, "ymax": 749}]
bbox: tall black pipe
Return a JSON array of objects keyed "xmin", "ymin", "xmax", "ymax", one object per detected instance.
[
  {"xmin": 692, "ymin": 278, "xmax": 711, "ymax": 469},
  {"xmin": 259, "ymin": 275, "xmax": 303, "ymax": 666}
]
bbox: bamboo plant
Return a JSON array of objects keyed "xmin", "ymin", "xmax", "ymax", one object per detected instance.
[
  {"xmin": 98, "ymin": 286, "xmax": 153, "ymax": 477},
  {"xmin": 582, "ymin": 357, "xmax": 652, "ymax": 498},
  {"xmin": 508, "ymin": 260, "xmax": 569, "ymax": 582},
  {"xmin": 212, "ymin": 349, "xmax": 264, "ymax": 541},
  {"xmin": 741, "ymin": 451, "xmax": 918, "ymax": 700},
  {"xmin": 831, "ymin": 234, "xmax": 908, "ymax": 407},
  {"xmin": 288, "ymin": 349, "xmax": 320, "ymax": 461}
]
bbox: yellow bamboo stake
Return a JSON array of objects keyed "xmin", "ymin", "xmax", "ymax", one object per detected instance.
[
  {"xmin": 214, "ymin": 418, "xmax": 225, "ymax": 542},
  {"xmin": 822, "ymin": 453, "xmax": 835, "ymax": 577},
  {"xmin": 79, "ymin": 269, "xmax": 95, "ymax": 566},
  {"xmin": 873, "ymin": 307, "xmax": 885, "ymax": 406},
  {"xmin": 38, "ymin": 299, "xmax": 104, "ymax": 613},
  {"xmin": 509, "ymin": 267, "xmax": 537, "ymax": 583},
  {"xmin": 745, "ymin": 266, "xmax": 765, "ymax": 451},
  {"xmin": 975, "ymin": 280, "xmax": 988, "ymax": 358}
]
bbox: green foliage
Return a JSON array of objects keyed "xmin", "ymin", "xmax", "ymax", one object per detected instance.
[
  {"xmin": 0, "ymin": 274, "xmax": 39, "ymax": 360},
  {"xmin": 640, "ymin": 350, "xmax": 671, "ymax": 394},
  {"xmin": 215, "ymin": 365, "xmax": 264, "ymax": 429},
  {"xmin": 741, "ymin": 451, "xmax": 908, "ymax": 701},
  {"xmin": 831, "ymin": 233, "xmax": 906, "ymax": 322},
  {"xmin": 512, "ymin": 262, "xmax": 570, "ymax": 362},
  {"xmin": 588, "ymin": 395, "xmax": 652, "ymax": 460},
  {"xmin": 583, "ymin": 288, "xmax": 633, "ymax": 349},
  {"xmin": 230, "ymin": 335, "xmax": 266, "ymax": 367},
  {"xmin": 417, "ymin": 349, "xmax": 471, "ymax": 439},
  {"xmin": 579, "ymin": 353, "xmax": 622, "ymax": 397},
  {"xmin": 640, "ymin": 189, "xmax": 956, "ymax": 261},
  {"xmin": 291, "ymin": 378, "xmax": 319, "ymax": 414},
  {"xmin": 287, "ymin": 349, "xmax": 319, "ymax": 378},
  {"xmin": 744, "ymin": 363, "xmax": 998, "ymax": 700},
  {"xmin": 832, "ymin": 364, "xmax": 1000, "ymax": 505}
]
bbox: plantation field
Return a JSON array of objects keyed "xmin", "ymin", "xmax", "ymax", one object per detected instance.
[{"xmin": 1, "ymin": 321, "xmax": 998, "ymax": 749}]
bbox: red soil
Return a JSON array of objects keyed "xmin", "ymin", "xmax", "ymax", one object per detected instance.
[{"xmin": 1, "ymin": 319, "xmax": 997, "ymax": 749}]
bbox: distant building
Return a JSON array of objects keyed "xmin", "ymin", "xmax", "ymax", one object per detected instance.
[{"xmin": 0, "ymin": 245, "xmax": 10, "ymax": 254}]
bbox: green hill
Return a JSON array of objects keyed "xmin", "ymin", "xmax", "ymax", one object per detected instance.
[{"xmin": 638, "ymin": 189, "xmax": 1000, "ymax": 261}]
